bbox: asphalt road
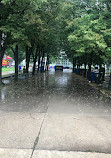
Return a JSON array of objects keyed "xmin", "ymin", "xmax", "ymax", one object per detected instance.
[{"xmin": 0, "ymin": 69, "xmax": 111, "ymax": 157}]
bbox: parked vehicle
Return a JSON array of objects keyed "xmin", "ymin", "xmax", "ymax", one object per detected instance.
[{"xmin": 55, "ymin": 65, "xmax": 63, "ymax": 71}]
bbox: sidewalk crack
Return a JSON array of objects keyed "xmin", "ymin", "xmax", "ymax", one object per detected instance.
[{"xmin": 30, "ymin": 102, "xmax": 49, "ymax": 158}]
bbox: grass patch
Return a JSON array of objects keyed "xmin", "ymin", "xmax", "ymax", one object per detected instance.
[{"xmin": 2, "ymin": 67, "xmax": 14, "ymax": 72}]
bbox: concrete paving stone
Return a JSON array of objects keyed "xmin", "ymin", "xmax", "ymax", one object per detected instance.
[
  {"xmin": 33, "ymin": 150, "xmax": 111, "ymax": 158},
  {"xmin": 0, "ymin": 112, "xmax": 44, "ymax": 148},
  {"xmin": 47, "ymin": 95, "xmax": 111, "ymax": 115},
  {"xmin": 1, "ymin": 69, "xmax": 111, "ymax": 157},
  {"xmin": 0, "ymin": 148, "xmax": 32, "ymax": 158},
  {"xmin": 37, "ymin": 113, "xmax": 111, "ymax": 153}
]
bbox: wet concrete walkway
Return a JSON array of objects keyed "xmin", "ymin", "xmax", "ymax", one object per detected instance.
[{"xmin": 0, "ymin": 70, "xmax": 111, "ymax": 157}]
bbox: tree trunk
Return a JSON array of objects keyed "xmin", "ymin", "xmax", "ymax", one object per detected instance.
[
  {"xmin": 14, "ymin": 45, "xmax": 18, "ymax": 81},
  {"xmin": 84, "ymin": 63, "xmax": 87, "ymax": 77},
  {"xmin": 88, "ymin": 51, "xmax": 93, "ymax": 81},
  {"xmin": 38, "ymin": 56, "xmax": 40, "ymax": 72},
  {"xmin": 89, "ymin": 64, "xmax": 91, "ymax": 72},
  {"xmin": 40, "ymin": 57, "xmax": 43, "ymax": 72},
  {"xmin": 73, "ymin": 58, "xmax": 76, "ymax": 73},
  {"xmin": 98, "ymin": 64, "xmax": 103, "ymax": 83},
  {"xmin": 46, "ymin": 55, "xmax": 49, "ymax": 71},
  {"xmin": 32, "ymin": 59, "xmax": 36, "ymax": 75},
  {"xmin": 0, "ymin": 31, "xmax": 6, "ymax": 84},
  {"xmin": 26, "ymin": 46, "xmax": 29, "ymax": 73},
  {"xmin": 0, "ymin": 53, "xmax": 2, "ymax": 84},
  {"xmin": 88, "ymin": 64, "xmax": 91, "ymax": 81},
  {"xmin": 0, "ymin": 30, "xmax": 2, "ymax": 84},
  {"xmin": 40, "ymin": 52, "xmax": 44, "ymax": 72},
  {"xmin": 32, "ymin": 49, "xmax": 38, "ymax": 75}
]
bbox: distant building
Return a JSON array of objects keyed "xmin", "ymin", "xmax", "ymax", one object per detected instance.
[{"xmin": 55, "ymin": 51, "xmax": 72, "ymax": 68}]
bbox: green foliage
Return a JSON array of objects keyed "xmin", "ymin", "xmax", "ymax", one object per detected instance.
[
  {"xmin": 66, "ymin": 0, "xmax": 111, "ymax": 65},
  {"xmin": 0, "ymin": 0, "xmax": 111, "ymax": 66}
]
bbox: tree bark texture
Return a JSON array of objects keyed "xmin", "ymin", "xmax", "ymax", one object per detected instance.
[
  {"xmin": 84, "ymin": 63, "xmax": 87, "ymax": 77},
  {"xmin": 46, "ymin": 55, "xmax": 49, "ymax": 71},
  {"xmin": 0, "ymin": 53, "xmax": 2, "ymax": 84},
  {"xmin": 0, "ymin": 31, "xmax": 6, "ymax": 84},
  {"xmin": 40, "ymin": 52, "xmax": 44, "ymax": 72},
  {"xmin": 26, "ymin": 46, "xmax": 30, "ymax": 73},
  {"xmin": 14, "ymin": 45, "xmax": 18, "ymax": 81},
  {"xmin": 38, "ymin": 56, "xmax": 40, "ymax": 72},
  {"xmin": 73, "ymin": 58, "xmax": 76, "ymax": 73},
  {"xmin": 32, "ymin": 49, "xmax": 38, "ymax": 75}
]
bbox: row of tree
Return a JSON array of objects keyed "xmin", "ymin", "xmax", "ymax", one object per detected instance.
[
  {"xmin": 63, "ymin": 0, "xmax": 111, "ymax": 75},
  {"xmin": 0, "ymin": 0, "xmax": 64, "ymax": 84},
  {"xmin": 0, "ymin": 0, "xmax": 111, "ymax": 84}
]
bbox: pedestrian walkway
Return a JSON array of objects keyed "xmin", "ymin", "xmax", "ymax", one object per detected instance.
[
  {"xmin": 0, "ymin": 149, "xmax": 111, "ymax": 158},
  {"xmin": 0, "ymin": 70, "xmax": 111, "ymax": 157}
]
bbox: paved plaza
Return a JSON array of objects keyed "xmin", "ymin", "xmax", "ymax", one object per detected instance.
[{"xmin": 0, "ymin": 70, "xmax": 111, "ymax": 157}]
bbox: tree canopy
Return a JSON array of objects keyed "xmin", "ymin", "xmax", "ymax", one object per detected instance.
[{"xmin": 0, "ymin": 0, "xmax": 111, "ymax": 83}]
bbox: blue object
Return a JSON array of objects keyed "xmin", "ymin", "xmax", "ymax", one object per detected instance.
[
  {"xmin": 19, "ymin": 65, "xmax": 22, "ymax": 70},
  {"xmin": 91, "ymin": 72, "xmax": 95, "ymax": 81},
  {"xmin": 75, "ymin": 69, "xmax": 79, "ymax": 74}
]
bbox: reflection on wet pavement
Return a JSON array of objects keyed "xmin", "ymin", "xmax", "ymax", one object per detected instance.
[{"xmin": 0, "ymin": 69, "xmax": 111, "ymax": 114}]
